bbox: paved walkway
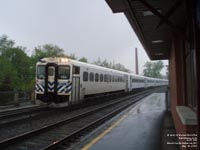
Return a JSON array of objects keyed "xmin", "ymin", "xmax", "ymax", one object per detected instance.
[{"xmin": 80, "ymin": 93, "xmax": 167, "ymax": 150}]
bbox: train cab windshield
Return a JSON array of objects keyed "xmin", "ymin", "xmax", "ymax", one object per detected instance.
[
  {"xmin": 37, "ymin": 65, "xmax": 45, "ymax": 79},
  {"xmin": 58, "ymin": 66, "xmax": 70, "ymax": 80},
  {"xmin": 37, "ymin": 65, "xmax": 70, "ymax": 80}
]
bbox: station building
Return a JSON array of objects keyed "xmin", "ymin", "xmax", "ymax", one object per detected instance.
[{"xmin": 106, "ymin": 0, "xmax": 200, "ymax": 149}]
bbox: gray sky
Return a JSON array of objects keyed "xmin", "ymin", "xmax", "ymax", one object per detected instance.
[{"xmin": 0, "ymin": 0, "xmax": 167, "ymax": 75}]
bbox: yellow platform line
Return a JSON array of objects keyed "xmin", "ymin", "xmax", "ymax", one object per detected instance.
[{"xmin": 81, "ymin": 114, "xmax": 128, "ymax": 150}]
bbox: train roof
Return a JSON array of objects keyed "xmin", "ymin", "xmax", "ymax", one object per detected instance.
[
  {"xmin": 38, "ymin": 57, "xmax": 168, "ymax": 81},
  {"xmin": 38, "ymin": 57, "xmax": 129, "ymax": 75}
]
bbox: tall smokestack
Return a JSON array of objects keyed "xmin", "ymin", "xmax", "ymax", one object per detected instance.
[{"xmin": 135, "ymin": 48, "xmax": 139, "ymax": 75}]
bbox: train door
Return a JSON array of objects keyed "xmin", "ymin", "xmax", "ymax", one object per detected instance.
[
  {"xmin": 47, "ymin": 66, "xmax": 55, "ymax": 92},
  {"xmin": 44, "ymin": 63, "xmax": 58, "ymax": 101},
  {"xmin": 71, "ymin": 66, "xmax": 80, "ymax": 105},
  {"xmin": 124, "ymin": 75, "xmax": 129, "ymax": 92},
  {"xmin": 130, "ymin": 76, "xmax": 132, "ymax": 90}
]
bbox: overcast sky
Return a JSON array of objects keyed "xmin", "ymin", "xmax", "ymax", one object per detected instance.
[{"xmin": 0, "ymin": 0, "xmax": 167, "ymax": 75}]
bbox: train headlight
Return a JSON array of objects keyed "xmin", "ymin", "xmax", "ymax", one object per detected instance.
[{"xmin": 60, "ymin": 58, "xmax": 68, "ymax": 63}]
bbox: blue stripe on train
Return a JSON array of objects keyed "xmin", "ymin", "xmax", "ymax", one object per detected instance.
[
  {"xmin": 48, "ymin": 81, "xmax": 55, "ymax": 91},
  {"xmin": 36, "ymin": 81, "xmax": 72, "ymax": 93},
  {"xmin": 58, "ymin": 82, "xmax": 72, "ymax": 93},
  {"xmin": 35, "ymin": 84, "xmax": 45, "ymax": 92}
]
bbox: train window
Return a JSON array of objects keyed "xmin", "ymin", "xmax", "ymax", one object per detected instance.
[
  {"xmin": 114, "ymin": 76, "xmax": 118, "ymax": 82},
  {"xmin": 104, "ymin": 74, "xmax": 107, "ymax": 82},
  {"xmin": 83, "ymin": 72, "xmax": 88, "ymax": 81},
  {"xmin": 90, "ymin": 72, "xmax": 94, "ymax": 81},
  {"xmin": 58, "ymin": 66, "xmax": 70, "ymax": 79},
  {"xmin": 118, "ymin": 76, "xmax": 120, "ymax": 82},
  {"xmin": 73, "ymin": 66, "xmax": 80, "ymax": 74},
  {"xmin": 37, "ymin": 65, "xmax": 45, "ymax": 79},
  {"xmin": 95, "ymin": 73, "xmax": 99, "ymax": 82},
  {"xmin": 100, "ymin": 74, "xmax": 103, "ymax": 82},
  {"xmin": 108, "ymin": 75, "xmax": 111, "ymax": 82},
  {"xmin": 112, "ymin": 75, "xmax": 115, "ymax": 82},
  {"xmin": 132, "ymin": 78, "xmax": 138, "ymax": 82},
  {"xmin": 48, "ymin": 67, "xmax": 54, "ymax": 76},
  {"xmin": 119, "ymin": 77, "xmax": 122, "ymax": 82}
]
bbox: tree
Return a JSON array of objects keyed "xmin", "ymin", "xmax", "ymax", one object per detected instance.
[
  {"xmin": 101, "ymin": 59, "xmax": 112, "ymax": 68},
  {"xmin": 93, "ymin": 58, "xmax": 102, "ymax": 66},
  {"xmin": 0, "ymin": 35, "xmax": 35, "ymax": 91},
  {"xmin": 68, "ymin": 53, "xmax": 77, "ymax": 60},
  {"xmin": 32, "ymin": 44, "xmax": 65, "ymax": 61},
  {"xmin": 0, "ymin": 35, "xmax": 15, "ymax": 57},
  {"xmin": 0, "ymin": 35, "xmax": 15, "ymax": 50},
  {"xmin": 79, "ymin": 57, "xmax": 88, "ymax": 63},
  {"xmin": 1, "ymin": 47, "xmax": 34, "ymax": 90},
  {"xmin": 143, "ymin": 61, "xmax": 164, "ymax": 78},
  {"xmin": 0, "ymin": 58, "xmax": 18, "ymax": 90},
  {"xmin": 93, "ymin": 58, "xmax": 129, "ymax": 72},
  {"xmin": 143, "ymin": 62, "xmax": 153, "ymax": 77},
  {"xmin": 113, "ymin": 63, "xmax": 129, "ymax": 72}
]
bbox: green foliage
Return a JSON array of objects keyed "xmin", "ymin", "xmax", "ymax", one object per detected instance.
[
  {"xmin": 32, "ymin": 44, "xmax": 65, "ymax": 61},
  {"xmin": 143, "ymin": 60, "xmax": 164, "ymax": 78},
  {"xmin": 67, "ymin": 53, "xmax": 77, "ymax": 60},
  {"xmin": 0, "ymin": 58, "xmax": 18, "ymax": 91},
  {"xmin": 0, "ymin": 35, "xmax": 15, "ymax": 50},
  {"xmin": 113, "ymin": 63, "xmax": 129, "ymax": 72},
  {"xmin": 93, "ymin": 58, "xmax": 102, "ymax": 66},
  {"xmin": 79, "ymin": 57, "xmax": 88, "ymax": 63},
  {"xmin": 0, "ymin": 35, "xmax": 35, "ymax": 92},
  {"xmin": 93, "ymin": 58, "xmax": 129, "ymax": 72}
]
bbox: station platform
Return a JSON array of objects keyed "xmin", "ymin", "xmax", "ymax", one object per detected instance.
[{"xmin": 73, "ymin": 93, "xmax": 178, "ymax": 150}]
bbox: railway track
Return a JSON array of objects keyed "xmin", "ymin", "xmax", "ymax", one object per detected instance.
[
  {"xmin": 0, "ymin": 105, "xmax": 48, "ymax": 120},
  {"xmin": 0, "ymin": 105, "xmax": 50, "ymax": 127},
  {"xmin": 0, "ymin": 91, "xmax": 128, "ymax": 128},
  {"xmin": 0, "ymin": 89, "xmax": 158, "ymax": 150}
]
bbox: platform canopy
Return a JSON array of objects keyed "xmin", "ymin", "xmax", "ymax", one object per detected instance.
[{"xmin": 106, "ymin": 0, "xmax": 187, "ymax": 60}]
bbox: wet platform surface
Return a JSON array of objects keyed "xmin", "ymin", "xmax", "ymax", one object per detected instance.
[{"xmin": 81, "ymin": 93, "xmax": 166, "ymax": 150}]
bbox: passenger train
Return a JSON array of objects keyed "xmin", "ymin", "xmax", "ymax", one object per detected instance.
[{"xmin": 35, "ymin": 57, "xmax": 168, "ymax": 107}]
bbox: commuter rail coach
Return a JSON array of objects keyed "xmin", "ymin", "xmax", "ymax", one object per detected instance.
[{"xmin": 35, "ymin": 57, "xmax": 168, "ymax": 107}]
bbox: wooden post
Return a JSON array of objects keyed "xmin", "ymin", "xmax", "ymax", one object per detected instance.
[
  {"xmin": 14, "ymin": 91, "xmax": 19, "ymax": 106},
  {"xmin": 31, "ymin": 91, "xmax": 36, "ymax": 104}
]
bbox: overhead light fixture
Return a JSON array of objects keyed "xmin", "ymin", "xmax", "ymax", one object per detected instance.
[
  {"xmin": 152, "ymin": 40, "xmax": 164, "ymax": 44},
  {"xmin": 143, "ymin": 10, "xmax": 162, "ymax": 16},
  {"xmin": 155, "ymin": 53, "xmax": 164, "ymax": 56}
]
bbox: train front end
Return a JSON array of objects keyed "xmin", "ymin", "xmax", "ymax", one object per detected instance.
[{"xmin": 35, "ymin": 58, "xmax": 72, "ymax": 107}]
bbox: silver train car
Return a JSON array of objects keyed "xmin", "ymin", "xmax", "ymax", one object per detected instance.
[{"xmin": 35, "ymin": 57, "xmax": 168, "ymax": 107}]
